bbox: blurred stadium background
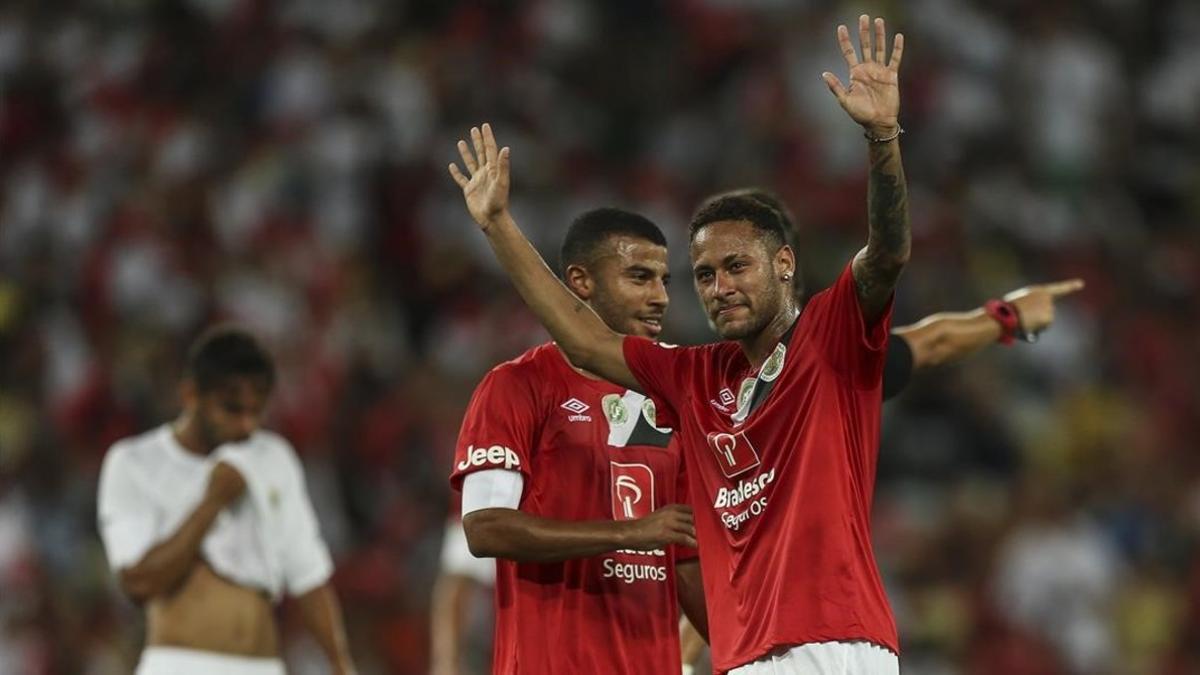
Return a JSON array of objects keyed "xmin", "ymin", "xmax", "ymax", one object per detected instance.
[{"xmin": 1, "ymin": 0, "xmax": 1198, "ymax": 673}]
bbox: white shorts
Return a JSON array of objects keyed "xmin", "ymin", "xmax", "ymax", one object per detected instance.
[
  {"xmin": 136, "ymin": 647, "xmax": 285, "ymax": 675},
  {"xmin": 729, "ymin": 641, "xmax": 899, "ymax": 675}
]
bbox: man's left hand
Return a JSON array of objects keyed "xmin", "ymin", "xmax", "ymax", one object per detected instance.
[{"xmin": 822, "ymin": 14, "xmax": 904, "ymax": 138}]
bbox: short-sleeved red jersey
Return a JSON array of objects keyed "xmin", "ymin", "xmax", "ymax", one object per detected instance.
[
  {"xmin": 623, "ymin": 262, "xmax": 897, "ymax": 673},
  {"xmin": 450, "ymin": 343, "xmax": 692, "ymax": 675}
]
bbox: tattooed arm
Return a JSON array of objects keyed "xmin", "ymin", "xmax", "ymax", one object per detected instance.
[
  {"xmin": 822, "ymin": 14, "xmax": 910, "ymax": 324},
  {"xmin": 854, "ymin": 140, "xmax": 910, "ymax": 322}
]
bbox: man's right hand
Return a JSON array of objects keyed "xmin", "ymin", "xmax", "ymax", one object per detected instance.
[
  {"xmin": 448, "ymin": 122, "xmax": 512, "ymax": 231},
  {"xmin": 205, "ymin": 461, "xmax": 247, "ymax": 506},
  {"xmin": 623, "ymin": 504, "xmax": 697, "ymax": 551}
]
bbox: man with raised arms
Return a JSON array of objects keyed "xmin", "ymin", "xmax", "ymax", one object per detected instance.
[{"xmin": 448, "ymin": 15, "xmax": 913, "ymax": 673}]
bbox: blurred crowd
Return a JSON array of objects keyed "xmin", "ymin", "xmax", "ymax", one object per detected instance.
[{"xmin": 1, "ymin": 0, "xmax": 1198, "ymax": 673}]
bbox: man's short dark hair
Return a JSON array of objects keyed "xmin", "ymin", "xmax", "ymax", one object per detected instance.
[
  {"xmin": 717, "ymin": 188, "xmax": 797, "ymax": 234},
  {"xmin": 689, "ymin": 193, "xmax": 788, "ymax": 251},
  {"xmin": 559, "ymin": 207, "xmax": 667, "ymax": 273},
  {"xmin": 694, "ymin": 189, "xmax": 804, "ymax": 296},
  {"xmin": 185, "ymin": 326, "xmax": 276, "ymax": 392}
]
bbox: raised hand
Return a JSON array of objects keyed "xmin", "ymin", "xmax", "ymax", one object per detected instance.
[
  {"xmin": 622, "ymin": 504, "xmax": 697, "ymax": 551},
  {"xmin": 1004, "ymin": 278, "xmax": 1085, "ymax": 336},
  {"xmin": 448, "ymin": 123, "xmax": 512, "ymax": 231},
  {"xmin": 822, "ymin": 15, "xmax": 904, "ymax": 137}
]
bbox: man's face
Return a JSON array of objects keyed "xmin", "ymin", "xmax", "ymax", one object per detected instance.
[
  {"xmin": 191, "ymin": 377, "xmax": 271, "ymax": 448},
  {"xmin": 690, "ymin": 220, "xmax": 787, "ymax": 341},
  {"xmin": 581, "ymin": 235, "xmax": 670, "ymax": 339}
]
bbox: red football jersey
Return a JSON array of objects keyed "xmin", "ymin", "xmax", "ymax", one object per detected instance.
[
  {"xmin": 623, "ymin": 262, "xmax": 898, "ymax": 673},
  {"xmin": 450, "ymin": 343, "xmax": 692, "ymax": 675}
]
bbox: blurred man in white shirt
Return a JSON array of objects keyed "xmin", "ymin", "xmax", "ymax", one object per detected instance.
[{"xmin": 97, "ymin": 326, "xmax": 356, "ymax": 675}]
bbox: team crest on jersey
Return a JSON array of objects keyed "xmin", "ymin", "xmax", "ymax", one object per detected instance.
[
  {"xmin": 641, "ymin": 398, "xmax": 658, "ymax": 427},
  {"xmin": 602, "ymin": 394, "xmax": 628, "ymax": 425},
  {"xmin": 610, "ymin": 462, "xmax": 655, "ymax": 520},
  {"xmin": 706, "ymin": 430, "xmax": 761, "ymax": 478},
  {"xmin": 736, "ymin": 377, "xmax": 755, "ymax": 414},
  {"xmin": 605, "ymin": 391, "xmax": 672, "ymax": 447},
  {"xmin": 760, "ymin": 343, "xmax": 786, "ymax": 382}
]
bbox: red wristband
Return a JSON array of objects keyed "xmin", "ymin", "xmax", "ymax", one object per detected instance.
[{"xmin": 984, "ymin": 299, "xmax": 1020, "ymax": 346}]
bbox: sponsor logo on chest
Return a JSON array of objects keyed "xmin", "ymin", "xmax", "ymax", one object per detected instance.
[
  {"xmin": 705, "ymin": 430, "xmax": 761, "ymax": 478},
  {"xmin": 601, "ymin": 557, "xmax": 668, "ymax": 584},
  {"xmin": 610, "ymin": 462, "xmax": 655, "ymax": 520},
  {"xmin": 602, "ymin": 460, "xmax": 669, "ymax": 584},
  {"xmin": 704, "ymin": 430, "xmax": 777, "ymax": 532}
]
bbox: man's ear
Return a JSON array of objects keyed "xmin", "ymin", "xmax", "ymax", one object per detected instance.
[
  {"xmin": 775, "ymin": 244, "xmax": 796, "ymax": 281},
  {"xmin": 564, "ymin": 264, "xmax": 594, "ymax": 300}
]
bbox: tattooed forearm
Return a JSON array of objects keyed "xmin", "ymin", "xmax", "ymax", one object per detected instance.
[
  {"xmin": 854, "ymin": 140, "xmax": 910, "ymax": 323},
  {"xmin": 868, "ymin": 147, "xmax": 909, "ymax": 258}
]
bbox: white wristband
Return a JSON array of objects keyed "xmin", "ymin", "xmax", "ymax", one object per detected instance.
[{"xmin": 682, "ymin": 665, "xmax": 695, "ymax": 675}]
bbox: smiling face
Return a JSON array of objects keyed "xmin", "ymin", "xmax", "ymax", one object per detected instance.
[
  {"xmin": 567, "ymin": 234, "xmax": 670, "ymax": 339},
  {"xmin": 690, "ymin": 220, "xmax": 793, "ymax": 341}
]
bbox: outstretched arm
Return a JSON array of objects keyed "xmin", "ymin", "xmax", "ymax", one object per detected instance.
[
  {"xmin": 448, "ymin": 124, "xmax": 641, "ymax": 391},
  {"xmin": 893, "ymin": 279, "xmax": 1085, "ymax": 370},
  {"xmin": 823, "ymin": 15, "xmax": 910, "ymax": 324}
]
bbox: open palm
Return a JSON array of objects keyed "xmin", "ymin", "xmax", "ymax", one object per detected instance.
[
  {"xmin": 822, "ymin": 15, "xmax": 904, "ymax": 135},
  {"xmin": 448, "ymin": 123, "xmax": 511, "ymax": 229}
]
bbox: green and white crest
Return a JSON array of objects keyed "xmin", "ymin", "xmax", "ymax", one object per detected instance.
[
  {"xmin": 737, "ymin": 377, "xmax": 756, "ymax": 412},
  {"xmin": 760, "ymin": 343, "xmax": 786, "ymax": 383},
  {"xmin": 602, "ymin": 393, "xmax": 628, "ymax": 425},
  {"xmin": 641, "ymin": 398, "xmax": 657, "ymax": 427}
]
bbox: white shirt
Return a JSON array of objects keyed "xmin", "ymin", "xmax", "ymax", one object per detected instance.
[
  {"xmin": 97, "ymin": 424, "xmax": 333, "ymax": 601},
  {"xmin": 438, "ymin": 520, "xmax": 495, "ymax": 585}
]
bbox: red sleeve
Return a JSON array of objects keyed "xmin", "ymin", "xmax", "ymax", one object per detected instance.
[
  {"xmin": 803, "ymin": 261, "xmax": 893, "ymax": 389},
  {"xmin": 449, "ymin": 364, "xmax": 540, "ymax": 491},
  {"xmin": 621, "ymin": 337, "xmax": 693, "ymax": 430}
]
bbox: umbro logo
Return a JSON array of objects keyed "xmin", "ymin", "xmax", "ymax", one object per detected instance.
[
  {"xmin": 561, "ymin": 398, "xmax": 592, "ymax": 422},
  {"xmin": 561, "ymin": 398, "xmax": 590, "ymax": 414},
  {"xmin": 710, "ymin": 387, "xmax": 736, "ymax": 413}
]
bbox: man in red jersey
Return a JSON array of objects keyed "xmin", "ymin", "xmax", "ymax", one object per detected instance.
[
  {"xmin": 447, "ymin": 207, "xmax": 708, "ymax": 674},
  {"xmin": 448, "ymin": 14, "xmax": 910, "ymax": 673}
]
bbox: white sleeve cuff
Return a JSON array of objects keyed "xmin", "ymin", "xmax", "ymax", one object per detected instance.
[
  {"xmin": 461, "ymin": 469, "xmax": 524, "ymax": 517},
  {"xmin": 285, "ymin": 549, "xmax": 334, "ymax": 598}
]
